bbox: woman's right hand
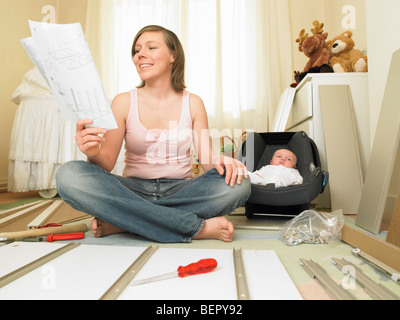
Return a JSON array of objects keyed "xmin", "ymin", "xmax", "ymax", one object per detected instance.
[{"xmin": 75, "ymin": 119, "xmax": 107, "ymax": 158}]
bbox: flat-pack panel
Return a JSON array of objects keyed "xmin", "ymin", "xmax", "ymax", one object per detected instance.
[{"xmin": 0, "ymin": 243, "xmax": 302, "ymax": 300}]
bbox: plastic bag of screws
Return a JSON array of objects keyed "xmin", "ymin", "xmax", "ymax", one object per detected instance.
[{"xmin": 280, "ymin": 210, "xmax": 344, "ymax": 246}]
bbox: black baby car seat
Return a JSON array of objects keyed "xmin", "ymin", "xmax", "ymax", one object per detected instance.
[{"xmin": 237, "ymin": 131, "xmax": 329, "ymax": 219}]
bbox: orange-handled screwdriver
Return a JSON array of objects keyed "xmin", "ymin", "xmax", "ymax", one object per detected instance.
[{"xmin": 131, "ymin": 258, "xmax": 218, "ymax": 286}]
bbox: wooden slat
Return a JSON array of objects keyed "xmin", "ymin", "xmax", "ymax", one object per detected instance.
[
  {"xmin": 26, "ymin": 200, "xmax": 64, "ymax": 229},
  {"xmin": 341, "ymin": 224, "xmax": 400, "ymax": 272},
  {"xmin": 0, "ymin": 200, "xmax": 53, "ymax": 228},
  {"xmin": 0, "ymin": 200, "xmax": 45, "ymax": 219},
  {"xmin": 386, "ymin": 193, "xmax": 400, "ymax": 247}
]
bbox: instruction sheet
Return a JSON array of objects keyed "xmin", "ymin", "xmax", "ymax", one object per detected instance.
[{"xmin": 21, "ymin": 20, "xmax": 117, "ymax": 130}]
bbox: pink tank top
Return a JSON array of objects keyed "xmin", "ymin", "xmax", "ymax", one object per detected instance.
[{"xmin": 123, "ymin": 88, "xmax": 194, "ymax": 180}]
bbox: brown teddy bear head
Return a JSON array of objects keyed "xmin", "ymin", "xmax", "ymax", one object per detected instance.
[
  {"xmin": 297, "ymin": 21, "xmax": 328, "ymax": 58},
  {"xmin": 299, "ymin": 32, "xmax": 328, "ymax": 57},
  {"xmin": 327, "ymin": 31, "xmax": 355, "ymax": 56}
]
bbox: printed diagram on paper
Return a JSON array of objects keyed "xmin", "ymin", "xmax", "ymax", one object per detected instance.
[{"xmin": 21, "ymin": 20, "xmax": 117, "ymax": 130}]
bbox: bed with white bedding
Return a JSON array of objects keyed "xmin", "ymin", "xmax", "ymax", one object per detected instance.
[{"xmin": 8, "ymin": 68, "xmax": 124, "ymax": 197}]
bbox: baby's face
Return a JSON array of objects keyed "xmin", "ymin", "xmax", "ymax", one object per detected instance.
[{"xmin": 270, "ymin": 149, "xmax": 297, "ymax": 168}]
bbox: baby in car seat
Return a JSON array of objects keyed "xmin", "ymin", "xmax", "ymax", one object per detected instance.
[{"xmin": 248, "ymin": 149, "xmax": 303, "ymax": 188}]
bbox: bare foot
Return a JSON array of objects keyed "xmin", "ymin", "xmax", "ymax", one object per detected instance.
[
  {"xmin": 193, "ymin": 217, "xmax": 234, "ymax": 242},
  {"xmin": 91, "ymin": 218, "xmax": 127, "ymax": 238}
]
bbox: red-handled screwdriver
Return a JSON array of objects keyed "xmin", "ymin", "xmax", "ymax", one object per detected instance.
[
  {"xmin": 131, "ymin": 258, "xmax": 218, "ymax": 286},
  {"xmin": 23, "ymin": 232, "xmax": 85, "ymax": 242},
  {"xmin": 46, "ymin": 232, "xmax": 85, "ymax": 242}
]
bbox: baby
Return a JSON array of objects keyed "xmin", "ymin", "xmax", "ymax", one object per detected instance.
[{"xmin": 248, "ymin": 149, "xmax": 303, "ymax": 188}]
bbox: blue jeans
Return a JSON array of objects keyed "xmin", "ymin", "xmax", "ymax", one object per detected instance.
[{"xmin": 55, "ymin": 161, "xmax": 251, "ymax": 243}]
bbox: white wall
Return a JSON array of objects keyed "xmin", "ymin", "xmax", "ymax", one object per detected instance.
[
  {"xmin": 289, "ymin": 0, "xmax": 367, "ymax": 77},
  {"xmin": 366, "ymin": 0, "xmax": 400, "ymax": 140}
]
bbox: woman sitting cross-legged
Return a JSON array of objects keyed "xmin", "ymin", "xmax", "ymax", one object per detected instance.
[{"xmin": 56, "ymin": 25, "xmax": 250, "ymax": 243}]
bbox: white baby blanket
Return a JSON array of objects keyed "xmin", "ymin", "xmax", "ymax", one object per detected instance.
[{"xmin": 249, "ymin": 165, "xmax": 303, "ymax": 188}]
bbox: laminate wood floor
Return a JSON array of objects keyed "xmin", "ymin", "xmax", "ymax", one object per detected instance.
[{"xmin": 0, "ymin": 191, "xmax": 40, "ymax": 205}]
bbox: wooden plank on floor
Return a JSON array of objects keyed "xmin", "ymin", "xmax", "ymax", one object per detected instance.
[
  {"xmin": 45, "ymin": 201, "xmax": 91, "ymax": 225},
  {"xmin": 386, "ymin": 194, "xmax": 400, "ymax": 247},
  {"xmin": 0, "ymin": 201, "xmax": 53, "ymax": 229},
  {"xmin": 342, "ymin": 224, "xmax": 400, "ymax": 271},
  {"xmin": 26, "ymin": 200, "xmax": 64, "ymax": 229},
  {"xmin": 0, "ymin": 200, "xmax": 46, "ymax": 220}
]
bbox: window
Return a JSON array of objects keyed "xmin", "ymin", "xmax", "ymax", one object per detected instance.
[{"xmin": 87, "ymin": 0, "xmax": 292, "ymax": 132}]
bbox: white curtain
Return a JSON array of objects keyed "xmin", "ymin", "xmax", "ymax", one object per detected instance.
[{"xmin": 85, "ymin": 0, "xmax": 292, "ymax": 134}]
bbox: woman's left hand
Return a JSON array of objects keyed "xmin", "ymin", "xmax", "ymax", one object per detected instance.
[{"xmin": 214, "ymin": 156, "xmax": 248, "ymax": 187}]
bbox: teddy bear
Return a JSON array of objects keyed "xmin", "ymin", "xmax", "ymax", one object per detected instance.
[
  {"xmin": 327, "ymin": 31, "xmax": 368, "ymax": 72},
  {"xmin": 291, "ymin": 21, "xmax": 332, "ymax": 87},
  {"xmin": 296, "ymin": 20, "xmax": 331, "ymax": 73}
]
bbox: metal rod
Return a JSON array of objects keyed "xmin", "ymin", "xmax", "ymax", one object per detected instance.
[
  {"xmin": 300, "ymin": 258, "xmax": 356, "ymax": 300},
  {"xmin": 352, "ymin": 248, "xmax": 400, "ymax": 284},
  {"xmin": 332, "ymin": 257, "xmax": 399, "ymax": 300},
  {"xmin": 99, "ymin": 245, "xmax": 159, "ymax": 300},
  {"xmin": 0, "ymin": 242, "xmax": 80, "ymax": 288},
  {"xmin": 233, "ymin": 248, "xmax": 250, "ymax": 300}
]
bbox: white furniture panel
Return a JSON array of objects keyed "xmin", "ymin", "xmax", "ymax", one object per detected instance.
[
  {"xmin": 287, "ymin": 82, "xmax": 312, "ymax": 128},
  {"xmin": 0, "ymin": 243, "xmax": 302, "ymax": 300},
  {"xmin": 319, "ymin": 85, "xmax": 364, "ymax": 214},
  {"xmin": 287, "ymin": 120, "xmax": 314, "ymax": 139},
  {"xmin": 286, "ymin": 73, "xmax": 370, "ymax": 211}
]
